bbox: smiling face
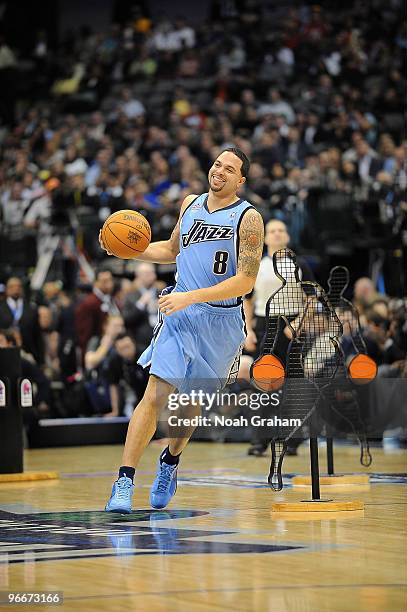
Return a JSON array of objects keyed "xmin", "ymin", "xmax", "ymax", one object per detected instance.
[{"xmin": 208, "ymin": 151, "xmax": 246, "ymax": 198}]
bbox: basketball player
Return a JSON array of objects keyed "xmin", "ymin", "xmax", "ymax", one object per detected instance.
[{"xmin": 99, "ymin": 148, "xmax": 264, "ymax": 512}]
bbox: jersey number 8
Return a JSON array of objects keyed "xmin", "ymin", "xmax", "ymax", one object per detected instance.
[{"xmin": 213, "ymin": 250, "xmax": 229, "ymax": 275}]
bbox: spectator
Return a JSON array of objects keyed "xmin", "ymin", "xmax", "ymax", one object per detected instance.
[
  {"xmin": 83, "ymin": 315, "xmax": 125, "ymax": 415},
  {"xmin": 362, "ymin": 310, "xmax": 390, "ymax": 365},
  {"xmin": 55, "ymin": 290, "xmax": 78, "ymax": 381},
  {"xmin": 118, "ymin": 87, "xmax": 145, "ymax": 120},
  {"xmin": 122, "ymin": 262, "xmax": 162, "ymax": 352},
  {"xmin": 353, "ymin": 277, "xmax": 385, "ymax": 322},
  {"xmin": 354, "ymin": 139, "xmax": 382, "ymax": 183},
  {"xmin": 0, "ymin": 328, "xmax": 51, "ymax": 416},
  {"xmin": 75, "ymin": 268, "xmax": 120, "ymax": 359},
  {"xmin": 258, "ymin": 89, "xmax": 295, "ymax": 125},
  {"xmin": 84, "ymin": 315, "xmax": 124, "ymax": 371},
  {"xmin": 1, "ymin": 181, "xmax": 30, "ymax": 239},
  {"xmin": 104, "ymin": 332, "xmax": 148, "ymax": 418},
  {"xmin": 23, "ymin": 180, "xmax": 53, "ymax": 257},
  {"xmin": 0, "ymin": 277, "xmax": 44, "ymax": 364}
]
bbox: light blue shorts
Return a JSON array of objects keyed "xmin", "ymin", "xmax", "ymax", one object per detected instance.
[{"xmin": 138, "ymin": 289, "xmax": 246, "ymax": 394}]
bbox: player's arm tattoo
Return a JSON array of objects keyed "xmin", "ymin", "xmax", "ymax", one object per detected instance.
[{"xmin": 237, "ymin": 210, "xmax": 264, "ymax": 278}]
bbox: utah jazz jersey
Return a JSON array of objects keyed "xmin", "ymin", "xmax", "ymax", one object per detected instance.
[{"xmin": 175, "ymin": 193, "xmax": 254, "ymax": 307}]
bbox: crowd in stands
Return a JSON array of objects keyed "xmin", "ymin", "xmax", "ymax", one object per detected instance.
[
  {"xmin": 0, "ymin": 1, "xmax": 406, "ymax": 423},
  {"xmin": 0, "ymin": 264, "xmax": 406, "ymax": 423}
]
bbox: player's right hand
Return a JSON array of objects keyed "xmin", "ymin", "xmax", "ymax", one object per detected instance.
[{"xmin": 99, "ymin": 230, "xmax": 113, "ymax": 255}]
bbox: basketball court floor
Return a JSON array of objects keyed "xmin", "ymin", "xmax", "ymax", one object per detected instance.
[{"xmin": 0, "ymin": 442, "xmax": 406, "ymax": 611}]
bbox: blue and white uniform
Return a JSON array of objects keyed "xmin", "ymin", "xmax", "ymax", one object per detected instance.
[{"xmin": 138, "ymin": 193, "xmax": 255, "ymax": 392}]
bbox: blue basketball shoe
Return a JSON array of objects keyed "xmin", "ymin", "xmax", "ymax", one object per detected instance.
[
  {"xmin": 105, "ymin": 475, "xmax": 134, "ymax": 514},
  {"xmin": 150, "ymin": 461, "xmax": 178, "ymax": 509}
]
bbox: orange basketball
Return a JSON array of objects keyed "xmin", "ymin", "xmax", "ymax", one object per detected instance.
[
  {"xmin": 102, "ymin": 210, "xmax": 151, "ymax": 259},
  {"xmin": 251, "ymin": 354, "xmax": 286, "ymax": 392},
  {"xmin": 348, "ymin": 354, "xmax": 377, "ymax": 385}
]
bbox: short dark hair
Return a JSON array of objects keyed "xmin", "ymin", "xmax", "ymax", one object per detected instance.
[
  {"xmin": 221, "ymin": 147, "xmax": 250, "ymax": 178},
  {"xmin": 366, "ymin": 310, "xmax": 389, "ymax": 329},
  {"xmin": 114, "ymin": 331, "xmax": 135, "ymax": 344},
  {"xmin": 95, "ymin": 267, "xmax": 113, "ymax": 280},
  {"xmin": 0, "ymin": 328, "xmax": 17, "ymax": 346}
]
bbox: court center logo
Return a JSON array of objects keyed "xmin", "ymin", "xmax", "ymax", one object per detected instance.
[{"xmin": 0, "ymin": 509, "xmax": 304, "ymax": 563}]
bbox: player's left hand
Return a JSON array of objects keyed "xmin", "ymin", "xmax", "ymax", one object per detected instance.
[{"xmin": 159, "ymin": 292, "xmax": 192, "ymax": 315}]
